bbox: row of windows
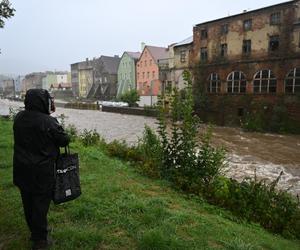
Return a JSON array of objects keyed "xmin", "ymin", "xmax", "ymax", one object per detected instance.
[
  {"xmin": 120, "ymin": 72, "xmax": 132, "ymax": 80},
  {"xmin": 137, "ymin": 71, "xmax": 156, "ymax": 80},
  {"xmin": 98, "ymin": 77, "xmax": 107, "ymax": 83},
  {"xmin": 200, "ymin": 36, "xmax": 281, "ymax": 60},
  {"xmin": 122, "ymin": 62, "xmax": 133, "ymax": 68},
  {"xmin": 137, "ymin": 59, "xmax": 153, "ymax": 67},
  {"xmin": 207, "ymin": 68, "xmax": 300, "ymax": 94},
  {"xmin": 200, "ymin": 12, "xmax": 281, "ymax": 39}
]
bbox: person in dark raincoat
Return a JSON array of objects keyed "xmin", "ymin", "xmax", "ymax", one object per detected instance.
[{"xmin": 13, "ymin": 89, "xmax": 69, "ymax": 250}]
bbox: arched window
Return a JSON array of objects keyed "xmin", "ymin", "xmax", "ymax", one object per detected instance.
[
  {"xmin": 227, "ymin": 71, "xmax": 246, "ymax": 93},
  {"xmin": 207, "ymin": 73, "xmax": 221, "ymax": 93},
  {"xmin": 285, "ymin": 68, "xmax": 300, "ymax": 94},
  {"xmin": 253, "ymin": 70, "xmax": 277, "ymax": 93}
]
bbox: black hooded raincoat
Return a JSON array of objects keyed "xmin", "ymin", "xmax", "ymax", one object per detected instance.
[{"xmin": 13, "ymin": 89, "xmax": 69, "ymax": 194}]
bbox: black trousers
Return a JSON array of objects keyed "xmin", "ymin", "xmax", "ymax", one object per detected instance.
[{"xmin": 20, "ymin": 189, "xmax": 52, "ymax": 241}]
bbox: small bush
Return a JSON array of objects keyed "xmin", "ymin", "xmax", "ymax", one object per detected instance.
[
  {"xmin": 240, "ymin": 111, "xmax": 264, "ymax": 132},
  {"xmin": 119, "ymin": 89, "xmax": 140, "ymax": 107},
  {"xmin": 136, "ymin": 125, "xmax": 162, "ymax": 177},
  {"xmin": 106, "ymin": 140, "xmax": 132, "ymax": 160},
  {"xmin": 79, "ymin": 129, "xmax": 103, "ymax": 146}
]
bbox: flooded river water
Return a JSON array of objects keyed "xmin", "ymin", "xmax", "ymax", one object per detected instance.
[{"xmin": 1, "ymin": 99, "xmax": 299, "ymax": 195}]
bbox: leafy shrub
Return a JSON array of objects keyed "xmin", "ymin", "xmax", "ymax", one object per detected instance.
[
  {"xmin": 157, "ymin": 71, "xmax": 226, "ymax": 190},
  {"xmin": 208, "ymin": 172, "xmax": 300, "ymax": 237},
  {"xmin": 79, "ymin": 129, "xmax": 102, "ymax": 146},
  {"xmin": 136, "ymin": 125, "xmax": 162, "ymax": 177},
  {"xmin": 106, "ymin": 140, "xmax": 132, "ymax": 160},
  {"xmin": 119, "ymin": 89, "xmax": 140, "ymax": 107},
  {"xmin": 196, "ymin": 129, "xmax": 226, "ymax": 186},
  {"xmin": 240, "ymin": 111, "xmax": 265, "ymax": 132},
  {"xmin": 106, "ymin": 127, "xmax": 162, "ymax": 178}
]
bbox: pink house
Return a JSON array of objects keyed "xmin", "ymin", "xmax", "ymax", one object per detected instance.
[{"xmin": 136, "ymin": 45, "xmax": 169, "ymax": 105}]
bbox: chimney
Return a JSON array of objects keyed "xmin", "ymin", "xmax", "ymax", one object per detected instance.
[
  {"xmin": 114, "ymin": 55, "xmax": 119, "ymax": 58},
  {"xmin": 141, "ymin": 42, "xmax": 146, "ymax": 51}
]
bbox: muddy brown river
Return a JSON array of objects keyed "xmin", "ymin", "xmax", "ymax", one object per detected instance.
[{"xmin": 1, "ymin": 99, "xmax": 299, "ymax": 195}]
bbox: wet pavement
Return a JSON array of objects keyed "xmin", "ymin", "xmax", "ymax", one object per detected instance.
[{"xmin": 1, "ymin": 99, "xmax": 299, "ymax": 195}]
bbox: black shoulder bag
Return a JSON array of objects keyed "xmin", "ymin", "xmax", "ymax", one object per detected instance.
[{"xmin": 53, "ymin": 146, "xmax": 81, "ymax": 204}]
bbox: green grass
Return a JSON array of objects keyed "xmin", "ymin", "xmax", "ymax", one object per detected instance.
[{"xmin": 0, "ymin": 118, "xmax": 299, "ymax": 250}]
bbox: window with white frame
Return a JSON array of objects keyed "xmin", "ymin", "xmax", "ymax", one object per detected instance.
[
  {"xmin": 208, "ymin": 73, "xmax": 221, "ymax": 93},
  {"xmin": 227, "ymin": 71, "xmax": 247, "ymax": 93},
  {"xmin": 253, "ymin": 70, "xmax": 277, "ymax": 93},
  {"xmin": 285, "ymin": 68, "xmax": 300, "ymax": 94}
]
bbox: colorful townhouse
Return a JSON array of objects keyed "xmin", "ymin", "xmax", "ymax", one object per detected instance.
[
  {"xmin": 136, "ymin": 45, "xmax": 169, "ymax": 106},
  {"xmin": 117, "ymin": 52, "xmax": 141, "ymax": 98}
]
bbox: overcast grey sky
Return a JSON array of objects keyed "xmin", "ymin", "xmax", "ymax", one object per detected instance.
[{"xmin": 0, "ymin": 0, "xmax": 285, "ymax": 75}]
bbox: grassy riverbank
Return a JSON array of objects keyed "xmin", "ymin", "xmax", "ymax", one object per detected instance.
[{"xmin": 0, "ymin": 118, "xmax": 299, "ymax": 250}]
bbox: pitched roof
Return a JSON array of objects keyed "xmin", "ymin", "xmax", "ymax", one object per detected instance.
[
  {"xmin": 195, "ymin": 0, "xmax": 296, "ymax": 27},
  {"xmin": 100, "ymin": 56, "xmax": 121, "ymax": 74},
  {"xmin": 126, "ymin": 52, "xmax": 141, "ymax": 60},
  {"xmin": 174, "ymin": 36, "xmax": 193, "ymax": 48},
  {"xmin": 146, "ymin": 46, "xmax": 169, "ymax": 62}
]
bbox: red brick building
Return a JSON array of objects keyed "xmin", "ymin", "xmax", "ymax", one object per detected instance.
[{"xmin": 190, "ymin": 0, "xmax": 300, "ymax": 129}]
